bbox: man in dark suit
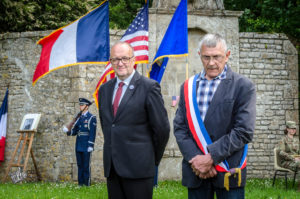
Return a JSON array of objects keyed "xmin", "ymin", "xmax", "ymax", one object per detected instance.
[
  {"xmin": 174, "ymin": 33, "xmax": 256, "ymax": 199},
  {"xmin": 98, "ymin": 41, "xmax": 170, "ymax": 199}
]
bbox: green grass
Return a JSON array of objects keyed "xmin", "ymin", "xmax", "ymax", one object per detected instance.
[
  {"xmin": 245, "ymin": 178, "xmax": 299, "ymax": 199},
  {"xmin": 0, "ymin": 179, "xmax": 298, "ymax": 199}
]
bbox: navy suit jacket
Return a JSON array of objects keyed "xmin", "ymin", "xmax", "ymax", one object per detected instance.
[
  {"xmin": 98, "ymin": 71, "xmax": 170, "ymax": 178},
  {"xmin": 174, "ymin": 66, "xmax": 256, "ymax": 188}
]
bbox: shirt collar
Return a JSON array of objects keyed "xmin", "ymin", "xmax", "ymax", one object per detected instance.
[
  {"xmin": 116, "ymin": 70, "xmax": 136, "ymax": 86},
  {"xmin": 82, "ymin": 111, "xmax": 89, "ymax": 116},
  {"xmin": 198, "ymin": 64, "xmax": 228, "ymax": 81}
]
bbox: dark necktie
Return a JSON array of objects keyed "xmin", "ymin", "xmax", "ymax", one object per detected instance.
[{"xmin": 113, "ymin": 82, "xmax": 124, "ymax": 116}]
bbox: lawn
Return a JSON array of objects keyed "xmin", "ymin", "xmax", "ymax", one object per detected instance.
[{"xmin": 0, "ymin": 179, "xmax": 299, "ymax": 199}]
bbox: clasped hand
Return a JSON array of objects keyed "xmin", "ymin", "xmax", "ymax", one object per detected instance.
[{"xmin": 189, "ymin": 154, "xmax": 217, "ymax": 179}]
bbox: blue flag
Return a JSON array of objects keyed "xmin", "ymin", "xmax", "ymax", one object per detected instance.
[
  {"xmin": 149, "ymin": 0, "xmax": 188, "ymax": 83},
  {"xmin": 0, "ymin": 89, "xmax": 8, "ymax": 161}
]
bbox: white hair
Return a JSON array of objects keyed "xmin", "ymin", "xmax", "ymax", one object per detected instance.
[{"xmin": 198, "ymin": 33, "xmax": 228, "ymax": 54}]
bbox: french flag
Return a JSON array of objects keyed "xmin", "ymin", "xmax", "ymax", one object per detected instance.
[
  {"xmin": 33, "ymin": 0, "xmax": 110, "ymax": 85},
  {"xmin": 0, "ymin": 89, "xmax": 8, "ymax": 162}
]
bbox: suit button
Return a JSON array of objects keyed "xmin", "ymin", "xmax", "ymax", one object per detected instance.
[{"xmin": 112, "ymin": 124, "xmax": 115, "ymax": 127}]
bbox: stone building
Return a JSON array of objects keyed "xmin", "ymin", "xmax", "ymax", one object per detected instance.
[{"xmin": 0, "ymin": 0, "xmax": 298, "ymax": 182}]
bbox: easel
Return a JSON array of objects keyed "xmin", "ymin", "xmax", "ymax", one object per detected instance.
[{"xmin": 3, "ymin": 130, "xmax": 41, "ymax": 182}]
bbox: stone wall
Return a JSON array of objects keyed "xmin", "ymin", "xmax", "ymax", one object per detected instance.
[
  {"xmin": 0, "ymin": 30, "xmax": 126, "ymax": 182},
  {"xmin": 0, "ymin": 30, "xmax": 298, "ymax": 182},
  {"xmin": 239, "ymin": 32, "xmax": 299, "ymax": 178}
]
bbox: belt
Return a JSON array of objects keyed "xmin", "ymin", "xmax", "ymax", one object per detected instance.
[{"xmin": 78, "ymin": 132, "xmax": 89, "ymax": 136}]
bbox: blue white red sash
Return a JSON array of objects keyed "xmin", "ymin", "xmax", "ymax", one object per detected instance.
[{"xmin": 184, "ymin": 74, "xmax": 247, "ymax": 173}]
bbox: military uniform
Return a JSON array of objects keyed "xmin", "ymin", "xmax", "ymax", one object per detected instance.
[
  {"xmin": 278, "ymin": 121, "xmax": 300, "ymax": 172},
  {"xmin": 278, "ymin": 136, "xmax": 300, "ymax": 171},
  {"xmin": 67, "ymin": 98, "xmax": 97, "ymax": 186}
]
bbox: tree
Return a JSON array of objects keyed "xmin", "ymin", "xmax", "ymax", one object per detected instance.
[
  {"xmin": 1, "ymin": 0, "xmax": 298, "ymax": 47},
  {"xmin": 0, "ymin": 0, "xmax": 149, "ymax": 33},
  {"xmin": 109, "ymin": 0, "xmax": 148, "ymax": 29},
  {"xmin": 224, "ymin": 0, "xmax": 300, "ymax": 112},
  {"xmin": 224, "ymin": 0, "xmax": 300, "ymax": 48}
]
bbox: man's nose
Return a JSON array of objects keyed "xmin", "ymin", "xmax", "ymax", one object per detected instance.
[
  {"xmin": 117, "ymin": 60, "xmax": 125, "ymax": 66},
  {"xmin": 208, "ymin": 58, "xmax": 216, "ymax": 65}
]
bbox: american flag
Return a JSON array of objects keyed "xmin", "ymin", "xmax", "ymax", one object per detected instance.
[
  {"xmin": 93, "ymin": 3, "xmax": 149, "ymax": 107},
  {"xmin": 171, "ymin": 95, "xmax": 180, "ymax": 107}
]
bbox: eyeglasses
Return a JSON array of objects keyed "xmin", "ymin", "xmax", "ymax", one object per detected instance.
[
  {"xmin": 110, "ymin": 56, "xmax": 134, "ymax": 65},
  {"xmin": 201, "ymin": 55, "xmax": 224, "ymax": 62}
]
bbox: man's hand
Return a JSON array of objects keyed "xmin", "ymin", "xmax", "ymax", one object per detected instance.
[
  {"xmin": 189, "ymin": 153, "xmax": 217, "ymax": 179},
  {"xmin": 62, "ymin": 126, "xmax": 69, "ymax": 133},
  {"xmin": 87, "ymin": 147, "xmax": 93, "ymax": 152},
  {"xmin": 198, "ymin": 167, "xmax": 217, "ymax": 179},
  {"xmin": 189, "ymin": 154, "xmax": 214, "ymax": 173}
]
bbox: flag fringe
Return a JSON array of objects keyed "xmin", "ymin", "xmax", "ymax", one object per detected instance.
[
  {"xmin": 152, "ymin": 54, "xmax": 188, "ymax": 66},
  {"xmin": 147, "ymin": 53, "xmax": 188, "ymax": 75},
  {"xmin": 32, "ymin": 61, "xmax": 108, "ymax": 86}
]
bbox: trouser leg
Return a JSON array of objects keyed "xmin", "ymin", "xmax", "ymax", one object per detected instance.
[
  {"xmin": 76, "ymin": 152, "xmax": 84, "ymax": 186},
  {"xmin": 107, "ymin": 164, "xmax": 154, "ymax": 199},
  {"xmin": 188, "ymin": 180, "xmax": 214, "ymax": 199},
  {"xmin": 82, "ymin": 152, "xmax": 91, "ymax": 186},
  {"xmin": 215, "ymin": 187, "xmax": 245, "ymax": 199}
]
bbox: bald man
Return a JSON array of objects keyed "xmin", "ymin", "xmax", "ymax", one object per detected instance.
[{"xmin": 98, "ymin": 42, "xmax": 170, "ymax": 199}]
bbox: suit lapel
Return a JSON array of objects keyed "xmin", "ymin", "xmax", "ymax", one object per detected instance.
[
  {"xmin": 115, "ymin": 71, "xmax": 141, "ymax": 117},
  {"xmin": 106, "ymin": 78, "xmax": 116, "ymax": 119},
  {"xmin": 204, "ymin": 67, "xmax": 233, "ymax": 123}
]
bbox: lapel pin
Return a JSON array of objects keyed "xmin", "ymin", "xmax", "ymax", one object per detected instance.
[{"xmin": 129, "ymin": 85, "xmax": 134, "ymax": 90}]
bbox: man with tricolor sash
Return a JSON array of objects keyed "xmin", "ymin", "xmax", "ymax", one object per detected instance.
[{"xmin": 174, "ymin": 33, "xmax": 256, "ymax": 199}]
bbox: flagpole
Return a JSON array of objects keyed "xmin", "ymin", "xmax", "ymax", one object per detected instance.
[
  {"xmin": 185, "ymin": 57, "xmax": 189, "ymax": 80},
  {"xmin": 146, "ymin": 63, "xmax": 150, "ymax": 78}
]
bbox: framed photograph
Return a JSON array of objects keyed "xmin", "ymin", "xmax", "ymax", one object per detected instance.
[{"xmin": 19, "ymin": 114, "xmax": 41, "ymax": 131}]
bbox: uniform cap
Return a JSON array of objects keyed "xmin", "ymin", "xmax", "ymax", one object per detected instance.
[
  {"xmin": 286, "ymin": 121, "xmax": 297, "ymax": 129},
  {"xmin": 79, "ymin": 98, "xmax": 92, "ymax": 106}
]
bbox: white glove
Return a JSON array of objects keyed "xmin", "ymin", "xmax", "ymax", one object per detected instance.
[
  {"xmin": 87, "ymin": 147, "xmax": 93, "ymax": 152},
  {"xmin": 62, "ymin": 126, "xmax": 69, "ymax": 133}
]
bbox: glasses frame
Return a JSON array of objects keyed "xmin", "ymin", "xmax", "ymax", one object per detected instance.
[
  {"xmin": 110, "ymin": 56, "xmax": 134, "ymax": 65},
  {"xmin": 201, "ymin": 55, "xmax": 224, "ymax": 63}
]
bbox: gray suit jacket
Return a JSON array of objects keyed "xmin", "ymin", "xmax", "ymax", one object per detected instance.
[
  {"xmin": 98, "ymin": 71, "xmax": 170, "ymax": 178},
  {"xmin": 174, "ymin": 66, "xmax": 256, "ymax": 188}
]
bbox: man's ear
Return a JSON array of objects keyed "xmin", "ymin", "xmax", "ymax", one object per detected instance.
[{"xmin": 225, "ymin": 50, "xmax": 231, "ymax": 62}]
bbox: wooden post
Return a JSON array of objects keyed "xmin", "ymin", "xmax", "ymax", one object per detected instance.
[{"xmin": 3, "ymin": 130, "xmax": 41, "ymax": 182}]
